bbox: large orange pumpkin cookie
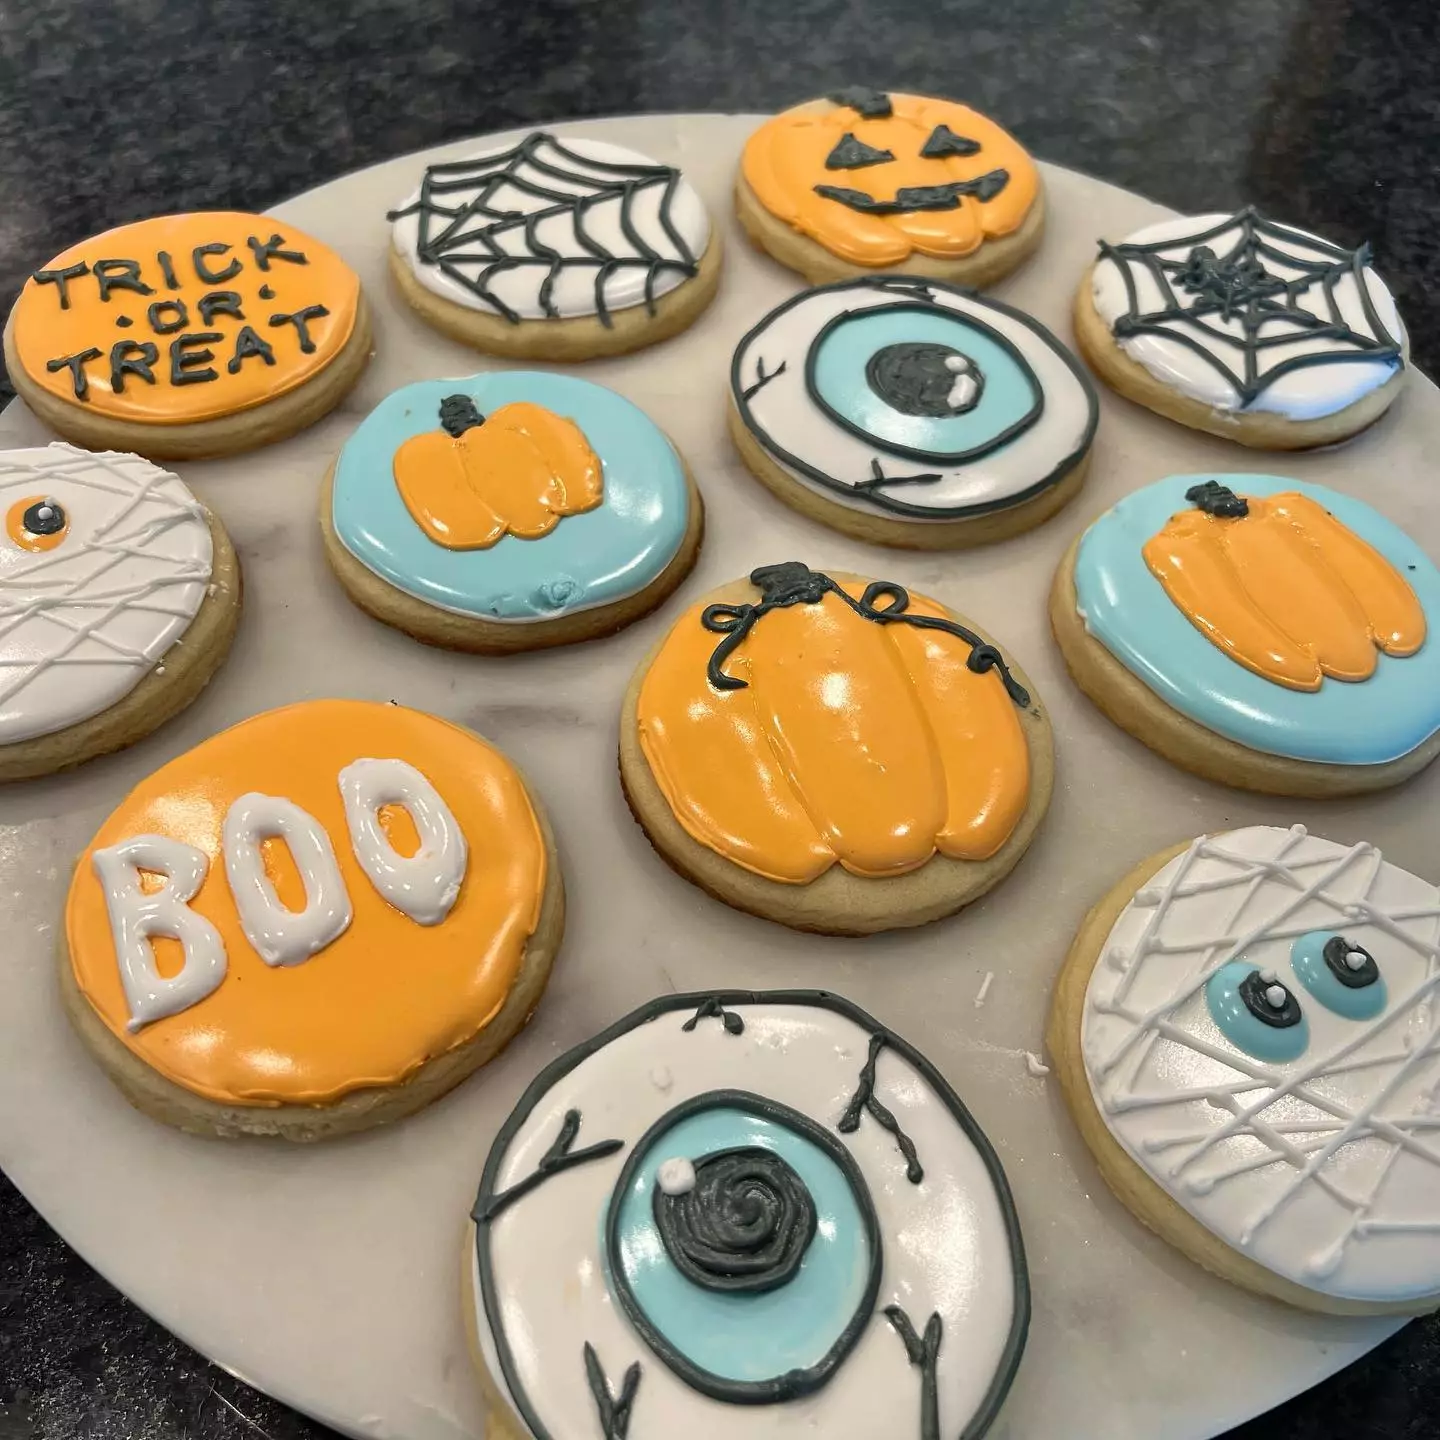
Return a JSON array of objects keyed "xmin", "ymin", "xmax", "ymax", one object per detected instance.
[
  {"xmin": 619, "ymin": 562, "xmax": 1052, "ymax": 934},
  {"xmin": 5, "ymin": 212, "xmax": 371, "ymax": 460},
  {"xmin": 737, "ymin": 88, "xmax": 1043, "ymax": 289},
  {"xmin": 61, "ymin": 700, "xmax": 563, "ymax": 1139}
]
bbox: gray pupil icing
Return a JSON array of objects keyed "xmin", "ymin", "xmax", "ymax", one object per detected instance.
[
  {"xmin": 866, "ymin": 342, "xmax": 982, "ymax": 417},
  {"xmin": 652, "ymin": 1147, "xmax": 817, "ymax": 1294}
]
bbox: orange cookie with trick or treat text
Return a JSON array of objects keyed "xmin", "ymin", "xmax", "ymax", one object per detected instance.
[
  {"xmin": 61, "ymin": 700, "xmax": 563, "ymax": 1140},
  {"xmin": 5, "ymin": 212, "xmax": 371, "ymax": 460},
  {"xmin": 737, "ymin": 87, "xmax": 1044, "ymax": 288},
  {"xmin": 619, "ymin": 562, "xmax": 1052, "ymax": 935}
]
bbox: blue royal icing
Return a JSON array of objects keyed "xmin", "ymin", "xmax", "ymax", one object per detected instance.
[
  {"xmin": 332, "ymin": 372, "xmax": 690, "ymax": 622},
  {"xmin": 1290, "ymin": 931, "xmax": 1388, "ymax": 1020},
  {"xmin": 1074, "ymin": 473, "xmax": 1440, "ymax": 765}
]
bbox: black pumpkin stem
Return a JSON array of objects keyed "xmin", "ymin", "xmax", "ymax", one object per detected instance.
[
  {"xmin": 439, "ymin": 394, "xmax": 485, "ymax": 437},
  {"xmin": 700, "ymin": 562, "xmax": 1030, "ymax": 708},
  {"xmin": 1185, "ymin": 480, "xmax": 1250, "ymax": 518},
  {"xmin": 827, "ymin": 86, "xmax": 893, "ymax": 119}
]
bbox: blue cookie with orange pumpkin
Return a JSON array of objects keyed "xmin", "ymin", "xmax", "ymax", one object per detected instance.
[{"xmin": 321, "ymin": 373, "xmax": 703, "ymax": 652}]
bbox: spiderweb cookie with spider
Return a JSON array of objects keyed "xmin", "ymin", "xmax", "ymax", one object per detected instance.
[
  {"xmin": 1049, "ymin": 824, "xmax": 1440, "ymax": 1315},
  {"xmin": 388, "ymin": 132, "xmax": 720, "ymax": 360},
  {"xmin": 1075, "ymin": 208, "xmax": 1408, "ymax": 449}
]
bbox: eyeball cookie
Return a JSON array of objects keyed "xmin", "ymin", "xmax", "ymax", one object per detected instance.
[
  {"xmin": 62, "ymin": 700, "xmax": 562, "ymax": 1140},
  {"xmin": 5, "ymin": 213, "xmax": 370, "ymax": 459},
  {"xmin": 730, "ymin": 277, "xmax": 1097, "ymax": 548},
  {"xmin": 620, "ymin": 561, "xmax": 1052, "ymax": 934},
  {"xmin": 1075, "ymin": 207, "xmax": 1406, "ymax": 449},
  {"xmin": 1049, "ymin": 824, "xmax": 1440, "ymax": 1315},
  {"xmin": 1051, "ymin": 473, "xmax": 1440, "ymax": 796},
  {"xmin": 0, "ymin": 443, "xmax": 239, "ymax": 782},
  {"xmin": 737, "ymin": 88, "xmax": 1043, "ymax": 289},
  {"xmin": 388, "ymin": 131, "xmax": 720, "ymax": 360},
  {"xmin": 323, "ymin": 373, "xmax": 703, "ymax": 653},
  {"xmin": 468, "ymin": 990, "xmax": 1028, "ymax": 1440}
]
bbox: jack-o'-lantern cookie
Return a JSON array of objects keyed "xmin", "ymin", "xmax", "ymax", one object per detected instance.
[
  {"xmin": 62, "ymin": 700, "xmax": 563, "ymax": 1140},
  {"xmin": 388, "ymin": 132, "xmax": 720, "ymax": 360},
  {"xmin": 468, "ymin": 989, "xmax": 1028, "ymax": 1440},
  {"xmin": 5, "ymin": 212, "xmax": 371, "ymax": 460},
  {"xmin": 1074, "ymin": 208, "xmax": 1407, "ymax": 448},
  {"xmin": 620, "ymin": 562, "xmax": 1052, "ymax": 934},
  {"xmin": 1050, "ymin": 473, "xmax": 1440, "ymax": 796},
  {"xmin": 730, "ymin": 277, "xmax": 1097, "ymax": 548},
  {"xmin": 1049, "ymin": 824, "xmax": 1440, "ymax": 1315},
  {"xmin": 323, "ymin": 372, "xmax": 703, "ymax": 653},
  {"xmin": 737, "ymin": 88, "xmax": 1043, "ymax": 289},
  {"xmin": 0, "ymin": 443, "xmax": 239, "ymax": 782}
]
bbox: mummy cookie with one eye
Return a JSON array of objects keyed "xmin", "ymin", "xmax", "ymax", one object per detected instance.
[
  {"xmin": 1075, "ymin": 208, "xmax": 1407, "ymax": 449},
  {"xmin": 0, "ymin": 443, "xmax": 239, "ymax": 782},
  {"xmin": 1051, "ymin": 473, "xmax": 1440, "ymax": 796},
  {"xmin": 323, "ymin": 372, "xmax": 703, "ymax": 653},
  {"xmin": 738, "ymin": 88, "xmax": 1043, "ymax": 289},
  {"xmin": 468, "ymin": 990, "xmax": 1028, "ymax": 1440},
  {"xmin": 388, "ymin": 132, "xmax": 720, "ymax": 360},
  {"xmin": 1049, "ymin": 825, "xmax": 1440, "ymax": 1315},
  {"xmin": 620, "ymin": 562, "xmax": 1052, "ymax": 933},
  {"xmin": 62, "ymin": 700, "xmax": 562, "ymax": 1140},
  {"xmin": 5, "ymin": 212, "xmax": 370, "ymax": 459},
  {"xmin": 730, "ymin": 278, "xmax": 1097, "ymax": 548}
]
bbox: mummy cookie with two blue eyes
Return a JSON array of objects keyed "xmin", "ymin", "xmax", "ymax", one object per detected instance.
[
  {"xmin": 322, "ymin": 372, "xmax": 703, "ymax": 652},
  {"xmin": 1049, "ymin": 825, "xmax": 1440, "ymax": 1314},
  {"xmin": 468, "ymin": 990, "xmax": 1028, "ymax": 1440},
  {"xmin": 728, "ymin": 277, "xmax": 1097, "ymax": 548}
]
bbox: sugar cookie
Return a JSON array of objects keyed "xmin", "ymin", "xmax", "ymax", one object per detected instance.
[
  {"xmin": 467, "ymin": 989, "xmax": 1028, "ymax": 1440},
  {"xmin": 61, "ymin": 700, "xmax": 563, "ymax": 1140},
  {"xmin": 1050, "ymin": 473, "xmax": 1440, "ymax": 795},
  {"xmin": 737, "ymin": 88, "xmax": 1043, "ymax": 288},
  {"xmin": 621, "ymin": 562, "xmax": 1051, "ymax": 934},
  {"xmin": 1074, "ymin": 208, "xmax": 1406, "ymax": 448},
  {"xmin": 730, "ymin": 276, "xmax": 1096, "ymax": 548},
  {"xmin": 0, "ymin": 443, "xmax": 239, "ymax": 781},
  {"xmin": 323, "ymin": 372, "xmax": 702, "ymax": 653},
  {"xmin": 5, "ymin": 213, "xmax": 370, "ymax": 459},
  {"xmin": 388, "ymin": 132, "xmax": 720, "ymax": 360},
  {"xmin": 1049, "ymin": 824, "xmax": 1440, "ymax": 1315}
]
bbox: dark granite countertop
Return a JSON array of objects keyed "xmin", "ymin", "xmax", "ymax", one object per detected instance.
[{"xmin": 3, "ymin": 1, "xmax": 1440, "ymax": 1436}]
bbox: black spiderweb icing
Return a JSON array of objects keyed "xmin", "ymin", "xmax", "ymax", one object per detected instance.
[
  {"xmin": 387, "ymin": 132, "xmax": 700, "ymax": 327},
  {"xmin": 1098, "ymin": 207, "xmax": 1403, "ymax": 406}
]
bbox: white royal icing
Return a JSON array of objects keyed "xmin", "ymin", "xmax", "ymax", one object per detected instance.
[
  {"xmin": 0, "ymin": 444, "xmax": 213, "ymax": 746},
  {"xmin": 390, "ymin": 133, "xmax": 711, "ymax": 323},
  {"xmin": 338, "ymin": 758, "xmax": 467, "ymax": 926},
  {"xmin": 473, "ymin": 996, "xmax": 1023, "ymax": 1440},
  {"xmin": 221, "ymin": 793, "xmax": 353, "ymax": 967},
  {"xmin": 1091, "ymin": 212, "xmax": 1406, "ymax": 421},
  {"xmin": 91, "ymin": 835, "xmax": 227, "ymax": 1032},
  {"xmin": 1083, "ymin": 825, "xmax": 1440, "ymax": 1301}
]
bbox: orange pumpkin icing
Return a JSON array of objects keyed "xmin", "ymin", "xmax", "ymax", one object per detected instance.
[
  {"xmin": 742, "ymin": 93, "xmax": 1038, "ymax": 267},
  {"xmin": 65, "ymin": 700, "xmax": 546, "ymax": 1106},
  {"xmin": 1143, "ymin": 490, "xmax": 1426, "ymax": 691},
  {"xmin": 637, "ymin": 577, "xmax": 1029, "ymax": 883},
  {"xmin": 392, "ymin": 398, "xmax": 602, "ymax": 550},
  {"xmin": 11, "ymin": 212, "xmax": 360, "ymax": 425}
]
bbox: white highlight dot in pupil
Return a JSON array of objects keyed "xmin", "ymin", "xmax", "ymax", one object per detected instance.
[
  {"xmin": 1265, "ymin": 984, "xmax": 1288, "ymax": 1009},
  {"xmin": 1259, "ymin": 968, "xmax": 1278, "ymax": 983},
  {"xmin": 1346, "ymin": 949, "xmax": 1368, "ymax": 970},
  {"xmin": 656, "ymin": 1158, "xmax": 696, "ymax": 1196}
]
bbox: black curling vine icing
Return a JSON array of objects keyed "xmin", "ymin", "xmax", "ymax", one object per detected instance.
[
  {"xmin": 839, "ymin": 1033, "xmax": 924, "ymax": 1183},
  {"xmin": 681, "ymin": 996, "xmax": 745, "ymax": 1034},
  {"xmin": 583, "ymin": 1343, "xmax": 641, "ymax": 1439},
  {"xmin": 887, "ymin": 1307, "xmax": 944, "ymax": 1440},
  {"xmin": 473, "ymin": 1109, "xmax": 623, "ymax": 1222}
]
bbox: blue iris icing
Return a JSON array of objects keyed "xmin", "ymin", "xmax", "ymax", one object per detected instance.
[
  {"xmin": 808, "ymin": 307, "xmax": 1039, "ymax": 461},
  {"xmin": 605, "ymin": 1106, "xmax": 872, "ymax": 1384},
  {"xmin": 1074, "ymin": 473, "xmax": 1440, "ymax": 764},
  {"xmin": 1291, "ymin": 931, "xmax": 1388, "ymax": 1019},
  {"xmin": 331, "ymin": 372, "xmax": 689, "ymax": 622},
  {"xmin": 1206, "ymin": 960, "xmax": 1310, "ymax": 1062}
]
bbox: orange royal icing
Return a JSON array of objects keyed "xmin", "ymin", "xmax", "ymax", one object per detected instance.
[
  {"xmin": 637, "ymin": 578, "xmax": 1029, "ymax": 883},
  {"xmin": 11, "ymin": 212, "xmax": 360, "ymax": 425},
  {"xmin": 1143, "ymin": 491, "xmax": 1426, "ymax": 691},
  {"xmin": 741, "ymin": 93, "xmax": 1038, "ymax": 267},
  {"xmin": 5, "ymin": 495, "xmax": 69, "ymax": 552},
  {"xmin": 65, "ymin": 700, "xmax": 546, "ymax": 1106},
  {"xmin": 392, "ymin": 398, "xmax": 602, "ymax": 550}
]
